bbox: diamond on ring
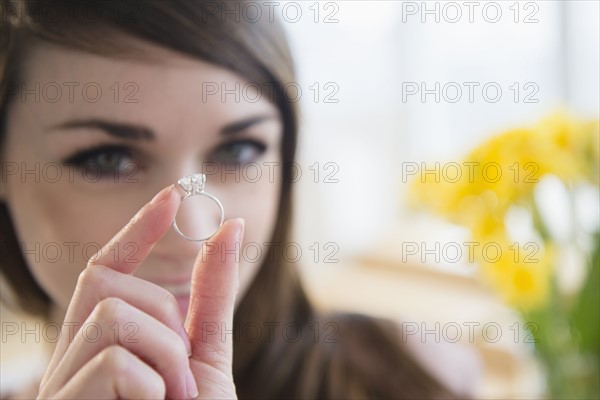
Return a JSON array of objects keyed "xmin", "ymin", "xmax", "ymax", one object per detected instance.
[{"xmin": 177, "ymin": 173, "xmax": 206, "ymax": 195}]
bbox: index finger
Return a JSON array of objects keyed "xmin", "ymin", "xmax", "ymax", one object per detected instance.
[
  {"xmin": 88, "ymin": 184, "xmax": 181, "ymax": 274},
  {"xmin": 42, "ymin": 184, "xmax": 182, "ymax": 385}
]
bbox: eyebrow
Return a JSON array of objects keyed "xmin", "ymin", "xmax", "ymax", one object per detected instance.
[
  {"xmin": 48, "ymin": 115, "xmax": 276, "ymax": 140},
  {"xmin": 221, "ymin": 115, "xmax": 275, "ymax": 135},
  {"xmin": 50, "ymin": 119, "xmax": 155, "ymax": 141}
]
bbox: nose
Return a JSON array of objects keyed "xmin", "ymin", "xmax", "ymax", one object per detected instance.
[{"xmin": 149, "ymin": 169, "xmax": 226, "ymax": 267}]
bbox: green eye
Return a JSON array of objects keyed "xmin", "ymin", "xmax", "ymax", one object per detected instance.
[
  {"xmin": 62, "ymin": 145, "xmax": 136, "ymax": 178},
  {"xmin": 95, "ymin": 152, "xmax": 125, "ymax": 170},
  {"xmin": 211, "ymin": 139, "xmax": 267, "ymax": 165}
]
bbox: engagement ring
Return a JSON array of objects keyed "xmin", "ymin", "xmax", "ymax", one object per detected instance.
[{"xmin": 172, "ymin": 173, "xmax": 225, "ymax": 242}]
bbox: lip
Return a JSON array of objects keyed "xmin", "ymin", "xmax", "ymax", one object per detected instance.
[
  {"xmin": 147, "ymin": 280, "xmax": 191, "ymax": 316},
  {"xmin": 143, "ymin": 274, "xmax": 192, "ymax": 297},
  {"xmin": 150, "ymin": 275, "xmax": 193, "ymax": 285},
  {"xmin": 175, "ymin": 294, "xmax": 191, "ymax": 318},
  {"xmin": 153, "ymin": 253, "xmax": 197, "ymax": 271},
  {"xmin": 158, "ymin": 281, "xmax": 192, "ymax": 296}
]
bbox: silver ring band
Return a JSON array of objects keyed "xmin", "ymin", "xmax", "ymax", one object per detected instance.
[{"xmin": 172, "ymin": 173, "xmax": 225, "ymax": 242}]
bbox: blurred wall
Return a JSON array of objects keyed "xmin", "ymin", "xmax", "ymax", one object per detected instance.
[{"xmin": 281, "ymin": 0, "xmax": 599, "ymax": 261}]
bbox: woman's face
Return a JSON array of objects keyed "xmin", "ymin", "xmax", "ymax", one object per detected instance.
[{"xmin": 1, "ymin": 39, "xmax": 283, "ymax": 318}]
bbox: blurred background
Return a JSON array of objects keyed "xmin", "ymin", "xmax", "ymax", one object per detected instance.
[
  {"xmin": 281, "ymin": 1, "xmax": 599, "ymax": 398},
  {"xmin": 286, "ymin": 0, "xmax": 598, "ymax": 259}
]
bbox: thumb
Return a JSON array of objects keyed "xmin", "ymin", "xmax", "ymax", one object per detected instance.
[{"xmin": 185, "ymin": 218, "xmax": 245, "ymax": 372}]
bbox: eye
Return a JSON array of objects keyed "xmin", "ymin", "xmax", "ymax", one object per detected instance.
[
  {"xmin": 62, "ymin": 144, "xmax": 137, "ymax": 179},
  {"xmin": 210, "ymin": 139, "xmax": 267, "ymax": 165}
]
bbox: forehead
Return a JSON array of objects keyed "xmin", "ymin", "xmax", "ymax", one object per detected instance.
[{"xmin": 15, "ymin": 40, "xmax": 278, "ymax": 136}]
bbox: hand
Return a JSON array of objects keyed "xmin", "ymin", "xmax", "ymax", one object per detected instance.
[{"xmin": 38, "ymin": 184, "xmax": 244, "ymax": 399}]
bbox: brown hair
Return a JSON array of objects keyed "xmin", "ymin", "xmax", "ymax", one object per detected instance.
[{"xmin": 0, "ymin": 1, "xmax": 457, "ymax": 398}]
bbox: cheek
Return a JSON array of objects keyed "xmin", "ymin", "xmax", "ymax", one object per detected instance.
[
  {"xmin": 6, "ymin": 179, "xmax": 140, "ymax": 309},
  {"xmin": 225, "ymin": 168, "xmax": 283, "ymax": 300},
  {"xmin": 8, "ymin": 183, "xmax": 85, "ymax": 309}
]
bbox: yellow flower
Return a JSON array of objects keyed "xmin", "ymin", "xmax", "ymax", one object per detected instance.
[
  {"xmin": 409, "ymin": 112, "xmax": 599, "ymax": 218},
  {"xmin": 408, "ymin": 168, "xmax": 465, "ymax": 217},
  {"xmin": 463, "ymin": 127, "xmax": 542, "ymax": 202},
  {"xmin": 477, "ymin": 239, "xmax": 555, "ymax": 311},
  {"xmin": 578, "ymin": 118, "xmax": 600, "ymax": 185},
  {"xmin": 454, "ymin": 192, "xmax": 506, "ymax": 238},
  {"xmin": 532, "ymin": 112, "xmax": 594, "ymax": 181},
  {"xmin": 406, "ymin": 111, "xmax": 596, "ymax": 311}
]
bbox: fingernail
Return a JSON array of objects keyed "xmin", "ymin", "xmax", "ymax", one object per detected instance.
[
  {"xmin": 150, "ymin": 184, "xmax": 174, "ymax": 205},
  {"xmin": 180, "ymin": 325, "xmax": 192, "ymax": 356},
  {"xmin": 185, "ymin": 369, "xmax": 199, "ymax": 399}
]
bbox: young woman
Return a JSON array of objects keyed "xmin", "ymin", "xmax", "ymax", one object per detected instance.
[{"xmin": 1, "ymin": 1, "xmax": 478, "ymax": 398}]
